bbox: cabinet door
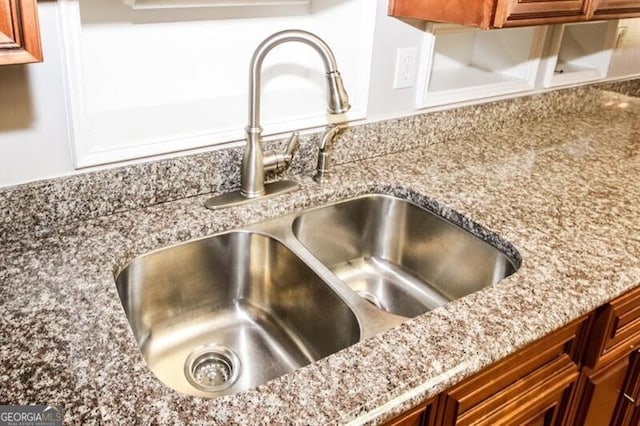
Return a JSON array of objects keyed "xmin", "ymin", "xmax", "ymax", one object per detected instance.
[
  {"xmin": 572, "ymin": 355, "xmax": 631, "ymax": 425},
  {"xmin": 386, "ymin": 405, "xmax": 425, "ymax": 426},
  {"xmin": 388, "ymin": 0, "xmax": 498, "ymax": 29},
  {"xmin": 493, "ymin": 0, "xmax": 591, "ymax": 27},
  {"xmin": 384, "ymin": 400, "xmax": 434, "ymax": 426},
  {"xmin": 0, "ymin": 0, "xmax": 42, "ymax": 65},
  {"xmin": 592, "ymin": 0, "xmax": 640, "ymax": 18},
  {"xmin": 436, "ymin": 316, "xmax": 587, "ymax": 425},
  {"xmin": 611, "ymin": 349, "xmax": 640, "ymax": 425},
  {"xmin": 583, "ymin": 286, "xmax": 640, "ymax": 369},
  {"xmin": 388, "ymin": 0, "xmax": 594, "ymax": 28},
  {"xmin": 448, "ymin": 356, "xmax": 579, "ymax": 425}
]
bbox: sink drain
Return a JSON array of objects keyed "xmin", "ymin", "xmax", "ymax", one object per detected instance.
[{"xmin": 184, "ymin": 345, "xmax": 240, "ymax": 392}]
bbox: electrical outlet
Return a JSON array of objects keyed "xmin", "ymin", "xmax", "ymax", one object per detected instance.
[{"xmin": 393, "ymin": 47, "xmax": 418, "ymax": 90}]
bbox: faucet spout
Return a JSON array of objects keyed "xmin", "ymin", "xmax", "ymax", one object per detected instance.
[
  {"xmin": 247, "ymin": 29, "xmax": 351, "ymax": 129},
  {"xmin": 205, "ymin": 29, "xmax": 351, "ymax": 210},
  {"xmin": 241, "ymin": 29, "xmax": 351, "ymax": 198}
]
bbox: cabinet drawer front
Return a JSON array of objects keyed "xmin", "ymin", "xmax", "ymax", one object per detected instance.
[
  {"xmin": 572, "ymin": 354, "xmax": 632, "ymax": 425},
  {"xmin": 438, "ymin": 316, "xmax": 586, "ymax": 418},
  {"xmin": 494, "ymin": 0, "xmax": 590, "ymax": 27},
  {"xmin": 457, "ymin": 355, "xmax": 579, "ymax": 425},
  {"xmin": 384, "ymin": 402, "xmax": 430, "ymax": 426},
  {"xmin": 586, "ymin": 286, "xmax": 640, "ymax": 367},
  {"xmin": 622, "ymin": 350, "xmax": 640, "ymax": 404},
  {"xmin": 592, "ymin": 0, "xmax": 640, "ymax": 17},
  {"xmin": 611, "ymin": 289, "xmax": 640, "ymax": 339}
]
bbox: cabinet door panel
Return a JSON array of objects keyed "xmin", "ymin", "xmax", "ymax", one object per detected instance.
[
  {"xmin": 386, "ymin": 407, "xmax": 424, "ymax": 426},
  {"xmin": 577, "ymin": 356, "xmax": 630, "ymax": 426},
  {"xmin": 385, "ymin": 400, "xmax": 435, "ymax": 426},
  {"xmin": 624, "ymin": 350, "xmax": 640, "ymax": 399},
  {"xmin": 0, "ymin": 0, "xmax": 42, "ymax": 65},
  {"xmin": 584, "ymin": 286, "xmax": 640, "ymax": 368},
  {"xmin": 494, "ymin": 0, "xmax": 590, "ymax": 27},
  {"xmin": 438, "ymin": 316, "xmax": 586, "ymax": 421},
  {"xmin": 0, "ymin": 0, "xmax": 17, "ymax": 47},
  {"xmin": 455, "ymin": 356, "xmax": 578, "ymax": 425},
  {"xmin": 388, "ymin": 0, "xmax": 497, "ymax": 29},
  {"xmin": 614, "ymin": 349, "xmax": 640, "ymax": 425},
  {"xmin": 592, "ymin": 0, "xmax": 640, "ymax": 17}
]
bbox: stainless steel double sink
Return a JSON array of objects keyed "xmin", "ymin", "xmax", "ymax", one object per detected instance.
[{"xmin": 115, "ymin": 194, "xmax": 520, "ymax": 398}]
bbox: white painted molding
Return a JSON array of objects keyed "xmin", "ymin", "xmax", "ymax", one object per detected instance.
[
  {"xmin": 57, "ymin": 0, "xmax": 375, "ymax": 169},
  {"xmin": 542, "ymin": 20, "xmax": 619, "ymax": 88},
  {"xmin": 56, "ymin": 0, "xmax": 89, "ymax": 169},
  {"xmin": 123, "ymin": 0, "xmax": 308, "ymax": 9},
  {"xmin": 416, "ymin": 23, "xmax": 547, "ymax": 109}
]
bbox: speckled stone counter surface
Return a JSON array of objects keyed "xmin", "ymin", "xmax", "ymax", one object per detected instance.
[{"xmin": 1, "ymin": 82, "xmax": 640, "ymax": 425}]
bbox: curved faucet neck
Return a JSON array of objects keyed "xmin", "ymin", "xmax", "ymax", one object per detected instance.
[{"xmin": 247, "ymin": 29, "xmax": 341, "ymax": 130}]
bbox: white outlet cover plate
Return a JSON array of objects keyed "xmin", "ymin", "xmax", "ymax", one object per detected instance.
[{"xmin": 393, "ymin": 47, "xmax": 419, "ymax": 90}]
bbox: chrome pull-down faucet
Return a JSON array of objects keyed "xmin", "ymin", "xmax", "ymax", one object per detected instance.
[{"xmin": 205, "ymin": 29, "xmax": 350, "ymax": 210}]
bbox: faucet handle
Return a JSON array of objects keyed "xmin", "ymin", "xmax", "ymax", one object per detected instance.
[
  {"xmin": 264, "ymin": 132, "xmax": 300, "ymax": 173},
  {"xmin": 284, "ymin": 132, "xmax": 300, "ymax": 157}
]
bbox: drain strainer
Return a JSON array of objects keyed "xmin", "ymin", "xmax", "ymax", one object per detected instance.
[{"xmin": 184, "ymin": 345, "xmax": 240, "ymax": 392}]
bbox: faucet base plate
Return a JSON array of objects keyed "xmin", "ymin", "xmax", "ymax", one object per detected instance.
[{"xmin": 204, "ymin": 180, "xmax": 298, "ymax": 211}]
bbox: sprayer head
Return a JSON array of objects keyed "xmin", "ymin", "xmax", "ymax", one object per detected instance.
[{"xmin": 326, "ymin": 71, "xmax": 351, "ymax": 114}]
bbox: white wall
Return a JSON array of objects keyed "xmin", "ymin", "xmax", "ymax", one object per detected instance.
[
  {"xmin": 608, "ymin": 18, "xmax": 640, "ymax": 78},
  {"xmin": 0, "ymin": 2, "xmax": 639, "ymax": 188},
  {"xmin": 71, "ymin": 0, "xmax": 375, "ymax": 167},
  {"xmin": 0, "ymin": 2, "xmax": 73, "ymax": 187},
  {"xmin": 366, "ymin": 1, "xmax": 426, "ymax": 121}
]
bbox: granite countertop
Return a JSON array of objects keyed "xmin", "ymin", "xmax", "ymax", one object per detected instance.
[{"xmin": 1, "ymin": 87, "xmax": 639, "ymax": 425}]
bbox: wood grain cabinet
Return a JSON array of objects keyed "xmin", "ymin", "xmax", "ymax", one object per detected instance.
[
  {"xmin": 433, "ymin": 316, "xmax": 587, "ymax": 426},
  {"xmin": 388, "ymin": 0, "xmax": 640, "ymax": 29},
  {"xmin": 617, "ymin": 349, "xmax": 640, "ymax": 425},
  {"xmin": 570, "ymin": 352, "xmax": 635, "ymax": 425},
  {"xmin": 591, "ymin": 0, "xmax": 640, "ymax": 19},
  {"xmin": 0, "ymin": 0, "xmax": 42, "ymax": 65},
  {"xmin": 383, "ymin": 285, "xmax": 640, "ymax": 426},
  {"xmin": 568, "ymin": 285, "xmax": 640, "ymax": 425},
  {"xmin": 385, "ymin": 400, "xmax": 435, "ymax": 426},
  {"xmin": 382, "ymin": 317, "xmax": 588, "ymax": 426}
]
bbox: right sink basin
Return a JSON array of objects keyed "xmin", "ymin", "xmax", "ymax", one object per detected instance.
[{"xmin": 292, "ymin": 194, "xmax": 519, "ymax": 318}]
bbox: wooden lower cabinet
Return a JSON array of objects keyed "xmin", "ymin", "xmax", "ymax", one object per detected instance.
[
  {"xmin": 569, "ymin": 348, "xmax": 640, "ymax": 426},
  {"xmin": 441, "ymin": 356, "xmax": 579, "ymax": 425},
  {"xmin": 609, "ymin": 349, "xmax": 640, "ymax": 426},
  {"xmin": 570, "ymin": 286, "xmax": 640, "ymax": 426},
  {"xmin": 569, "ymin": 352, "xmax": 633, "ymax": 425},
  {"xmin": 383, "ymin": 285, "xmax": 640, "ymax": 426},
  {"xmin": 383, "ymin": 317, "xmax": 587, "ymax": 426},
  {"xmin": 385, "ymin": 399, "xmax": 435, "ymax": 426},
  {"xmin": 434, "ymin": 316, "xmax": 586, "ymax": 426}
]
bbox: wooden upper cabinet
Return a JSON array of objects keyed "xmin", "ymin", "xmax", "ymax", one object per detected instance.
[
  {"xmin": 388, "ymin": 0, "xmax": 639, "ymax": 29},
  {"xmin": 0, "ymin": 0, "xmax": 42, "ymax": 65},
  {"xmin": 591, "ymin": 0, "xmax": 640, "ymax": 18},
  {"xmin": 494, "ymin": 0, "xmax": 591, "ymax": 27}
]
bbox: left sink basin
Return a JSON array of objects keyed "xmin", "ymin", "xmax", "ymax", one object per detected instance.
[{"xmin": 115, "ymin": 231, "xmax": 360, "ymax": 398}]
